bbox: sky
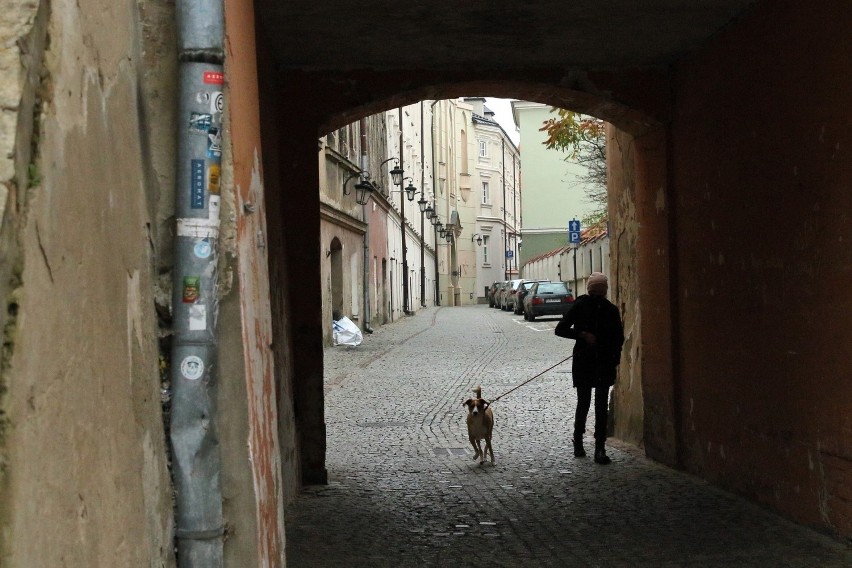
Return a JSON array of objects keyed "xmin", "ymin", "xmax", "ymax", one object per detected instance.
[{"xmin": 484, "ymin": 97, "xmax": 521, "ymax": 146}]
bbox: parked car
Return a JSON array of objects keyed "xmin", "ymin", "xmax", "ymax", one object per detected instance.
[
  {"xmin": 513, "ymin": 279, "xmax": 550, "ymax": 314},
  {"xmin": 502, "ymin": 279, "xmax": 525, "ymax": 311},
  {"xmin": 494, "ymin": 281, "xmax": 510, "ymax": 309},
  {"xmin": 523, "ymin": 281, "xmax": 575, "ymax": 320},
  {"xmin": 487, "ymin": 281, "xmax": 500, "ymax": 307}
]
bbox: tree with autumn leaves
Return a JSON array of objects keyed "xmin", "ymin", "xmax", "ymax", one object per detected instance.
[{"xmin": 539, "ymin": 109, "xmax": 608, "ymax": 229}]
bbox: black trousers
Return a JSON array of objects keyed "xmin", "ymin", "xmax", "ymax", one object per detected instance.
[{"xmin": 574, "ymin": 385, "xmax": 610, "ymax": 444}]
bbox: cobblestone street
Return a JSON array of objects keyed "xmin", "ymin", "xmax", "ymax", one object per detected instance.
[{"xmin": 285, "ymin": 306, "xmax": 851, "ymax": 567}]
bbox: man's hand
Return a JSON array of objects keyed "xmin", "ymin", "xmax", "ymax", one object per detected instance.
[{"xmin": 580, "ymin": 331, "xmax": 597, "ymax": 346}]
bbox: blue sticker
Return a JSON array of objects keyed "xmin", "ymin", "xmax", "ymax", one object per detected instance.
[
  {"xmin": 190, "ymin": 112, "xmax": 212, "ymax": 134},
  {"xmin": 207, "ymin": 126, "xmax": 222, "ymax": 162},
  {"xmin": 194, "ymin": 238, "xmax": 212, "ymax": 259},
  {"xmin": 191, "ymin": 159, "xmax": 205, "ymax": 209}
]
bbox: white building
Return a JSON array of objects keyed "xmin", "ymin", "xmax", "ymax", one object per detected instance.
[{"xmin": 464, "ymin": 98, "xmax": 521, "ymax": 302}]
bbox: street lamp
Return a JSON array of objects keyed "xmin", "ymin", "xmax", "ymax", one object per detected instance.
[
  {"xmin": 399, "ymin": 178, "xmax": 417, "ymax": 202},
  {"xmin": 417, "ymin": 193, "xmax": 428, "ymax": 213},
  {"xmin": 343, "ymin": 171, "xmax": 375, "ymax": 205},
  {"xmin": 471, "ymin": 233, "xmax": 483, "ymax": 246},
  {"xmin": 389, "ymin": 162, "xmax": 404, "ymax": 186},
  {"xmin": 354, "ymin": 179, "xmax": 373, "ymax": 205}
]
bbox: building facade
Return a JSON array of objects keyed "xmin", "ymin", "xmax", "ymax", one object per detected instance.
[
  {"xmin": 465, "ymin": 99, "xmax": 522, "ymax": 301},
  {"xmin": 511, "ymin": 101, "xmax": 597, "ymax": 267}
]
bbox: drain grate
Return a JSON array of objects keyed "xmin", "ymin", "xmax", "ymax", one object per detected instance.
[
  {"xmin": 433, "ymin": 447, "xmax": 469, "ymax": 456},
  {"xmin": 358, "ymin": 421, "xmax": 408, "ymax": 428}
]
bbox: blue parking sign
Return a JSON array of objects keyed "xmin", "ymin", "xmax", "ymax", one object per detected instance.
[
  {"xmin": 569, "ymin": 231, "xmax": 581, "ymax": 244},
  {"xmin": 568, "ymin": 219, "xmax": 581, "ymax": 232}
]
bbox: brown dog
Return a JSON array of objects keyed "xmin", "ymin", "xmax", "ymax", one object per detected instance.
[{"xmin": 462, "ymin": 386, "xmax": 494, "ymax": 464}]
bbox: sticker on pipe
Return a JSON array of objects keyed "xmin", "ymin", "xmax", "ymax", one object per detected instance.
[
  {"xmin": 182, "ymin": 276, "xmax": 200, "ymax": 304},
  {"xmin": 191, "ymin": 159, "xmax": 205, "ymax": 209},
  {"xmin": 207, "ymin": 127, "xmax": 222, "ymax": 162},
  {"xmin": 189, "ymin": 112, "xmax": 212, "ymax": 135},
  {"xmin": 193, "ymin": 238, "xmax": 212, "ymax": 259},
  {"xmin": 208, "ymin": 195, "xmax": 221, "ymax": 221},
  {"xmin": 189, "ymin": 304, "xmax": 207, "ymax": 331},
  {"xmin": 180, "ymin": 355, "xmax": 205, "ymax": 381},
  {"xmin": 207, "ymin": 163, "xmax": 221, "ymax": 194},
  {"xmin": 203, "ymin": 71, "xmax": 224, "ymax": 85},
  {"xmin": 211, "ymin": 92, "xmax": 224, "ymax": 115}
]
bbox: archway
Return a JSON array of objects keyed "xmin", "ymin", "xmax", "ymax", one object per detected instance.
[{"xmin": 246, "ymin": 1, "xmax": 852, "ymax": 552}]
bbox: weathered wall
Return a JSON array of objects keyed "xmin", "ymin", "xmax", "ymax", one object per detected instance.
[
  {"xmin": 220, "ymin": 0, "xmax": 291, "ymax": 563},
  {"xmin": 0, "ymin": 0, "xmax": 174, "ymax": 564},
  {"xmin": 256, "ymin": 36, "xmax": 320, "ymax": 488},
  {"xmin": 668, "ymin": 0, "xmax": 852, "ymax": 537},
  {"xmin": 607, "ymin": 124, "xmax": 674, "ymax": 454}
]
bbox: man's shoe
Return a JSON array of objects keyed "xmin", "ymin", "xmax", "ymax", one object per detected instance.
[
  {"xmin": 573, "ymin": 439, "xmax": 586, "ymax": 457},
  {"xmin": 594, "ymin": 448, "xmax": 611, "ymax": 465}
]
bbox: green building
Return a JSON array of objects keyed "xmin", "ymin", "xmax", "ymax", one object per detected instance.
[{"xmin": 510, "ymin": 101, "xmax": 596, "ymax": 269}]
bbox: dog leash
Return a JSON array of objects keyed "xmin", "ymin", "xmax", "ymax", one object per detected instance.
[{"xmin": 489, "ymin": 355, "xmax": 574, "ymax": 404}]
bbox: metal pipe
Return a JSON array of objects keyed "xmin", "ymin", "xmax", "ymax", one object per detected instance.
[
  {"xmin": 360, "ymin": 118, "xmax": 374, "ymax": 331},
  {"xmin": 171, "ymin": 1, "xmax": 225, "ymax": 565},
  {"xmin": 513, "ymin": 153, "xmax": 517, "ymax": 275},
  {"xmin": 399, "ymin": 107, "xmax": 410, "ymax": 315},
  {"xmin": 420, "ymin": 102, "xmax": 426, "ymax": 307},
  {"xmin": 430, "ymin": 100, "xmax": 440, "ymax": 306},
  {"xmin": 502, "ymin": 139, "xmax": 507, "ymax": 280}
]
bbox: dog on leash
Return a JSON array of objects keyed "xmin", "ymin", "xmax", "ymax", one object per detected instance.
[{"xmin": 462, "ymin": 386, "xmax": 494, "ymax": 464}]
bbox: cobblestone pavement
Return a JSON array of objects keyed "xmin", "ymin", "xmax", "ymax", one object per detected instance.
[{"xmin": 285, "ymin": 306, "xmax": 852, "ymax": 567}]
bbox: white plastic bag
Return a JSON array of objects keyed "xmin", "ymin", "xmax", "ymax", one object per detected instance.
[{"xmin": 332, "ymin": 316, "xmax": 363, "ymax": 347}]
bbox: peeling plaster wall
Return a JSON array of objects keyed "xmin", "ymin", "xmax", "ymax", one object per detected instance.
[
  {"xmin": 608, "ymin": 125, "xmax": 644, "ymax": 447},
  {"xmin": 670, "ymin": 0, "xmax": 851, "ymax": 538},
  {"xmin": 0, "ymin": 0, "xmax": 173, "ymax": 564}
]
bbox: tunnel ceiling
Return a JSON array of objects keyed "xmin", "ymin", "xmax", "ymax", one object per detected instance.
[{"xmin": 256, "ymin": 0, "xmax": 756, "ymax": 71}]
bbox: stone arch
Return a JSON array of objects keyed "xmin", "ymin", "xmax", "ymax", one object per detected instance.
[{"xmin": 265, "ymin": 69, "xmax": 676, "ymax": 488}]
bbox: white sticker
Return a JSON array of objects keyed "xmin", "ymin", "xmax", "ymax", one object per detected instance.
[
  {"xmin": 194, "ymin": 239, "xmax": 212, "ymax": 259},
  {"xmin": 180, "ymin": 355, "xmax": 204, "ymax": 380},
  {"xmin": 211, "ymin": 92, "xmax": 224, "ymax": 115},
  {"xmin": 189, "ymin": 304, "xmax": 207, "ymax": 331},
  {"xmin": 177, "ymin": 218, "xmax": 219, "ymax": 238},
  {"xmin": 196, "ymin": 91, "xmax": 211, "ymax": 106},
  {"xmin": 208, "ymin": 195, "xmax": 221, "ymax": 221}
]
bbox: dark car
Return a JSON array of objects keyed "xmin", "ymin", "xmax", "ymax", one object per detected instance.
[
  {"xmin": 523, "ymin": 281, "xmax": 575, "ymax": 320},
  {"xmin": 513, "ymin": 279, "xmax": 549, "ymax": 314},
  {"xmin": 487, "ymin": 281, "xmax": 500, "ymax": 307}
]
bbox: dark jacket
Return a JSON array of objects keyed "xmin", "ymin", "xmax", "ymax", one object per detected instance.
[{"xmin": 555, "ymin": 294, "xmax": 624, "ymax": 388}]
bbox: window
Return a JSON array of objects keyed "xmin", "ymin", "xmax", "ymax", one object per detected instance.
[
  {"xmin": 481, "ymin": 181, "xmax": 490, "ymax": 204},
  {"xmin": 479, "ymin": 140, "xmax": 487, "ymax": 158},
  {"xmin": 482, "ymin": 236, "xmax": 489, "ymax": 264}
]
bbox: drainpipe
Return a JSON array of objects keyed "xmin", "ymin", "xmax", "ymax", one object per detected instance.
[
  {"xmin": 360, "ymin": 118, "xmax": 373, "ymax": 332},
  {"xmin": 513, "ymin": 153, "xmax": 518, "ymax": 275},
  {"xmin": 502, "ymin": 139, "xmax": 507, "ymax": 280},
  {"xmin": 420, "ymin": 102, "xmax": 426, "ymax": 307},
  {"xmin": 170, "ymin": 1, "xmax": 225, "ymax": 566},
  {"xmin": 430, "ymin": 100, "xmax": 440, "ymax": 306},
  {"xmin": 399, "ymin": 107, "xmax": 410, "ymax": 315}
]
